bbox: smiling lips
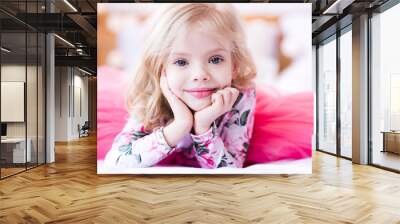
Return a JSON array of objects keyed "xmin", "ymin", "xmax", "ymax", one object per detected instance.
[{"xmin": 184, "ymin": 88, "xmax": 217, "ymax": 99}]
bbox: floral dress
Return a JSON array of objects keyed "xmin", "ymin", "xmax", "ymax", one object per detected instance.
[{"xmin": 104, "ymin": 88, "xmax": 256, "ymax": 169}]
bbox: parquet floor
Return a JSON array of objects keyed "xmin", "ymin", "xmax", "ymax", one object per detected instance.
[
  {"xmin": 1, "ymin": 134, "xmax": 400, "ymax": 223},
  {"xmin": 1, "ymin": 167, "xmax": 25, "ymax": 177}
]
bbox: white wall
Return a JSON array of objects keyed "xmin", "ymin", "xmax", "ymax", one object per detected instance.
[
  {"xmin": 55, "ymin": 67, "xmax": 89, "ymax": 141},
  {"xmin": 1, "ymin": 65, "xmax": 26, "ymax": 140},
  {"xmin": 72, "ymin": 72, "xmax": 89, "ymax": 138},
  {"xmin": 1, "ymin": 64, "xmax": 46, "ymax": 163},
  {"xmin": 55, "ymin": 66, "xmax": 69, "ymax": 141},
  {"xmin": 1, "ymin": 65, "xmax": 39, "ymax": 137}
]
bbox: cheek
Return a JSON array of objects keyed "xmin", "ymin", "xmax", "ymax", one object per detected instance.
[
  {"xmin": 210, "ymin": 66, "xmax": 233, "ymax": 86},
  {"xmin": 165, "ymin": 69, "xmax": 186, "ymax": 95}
]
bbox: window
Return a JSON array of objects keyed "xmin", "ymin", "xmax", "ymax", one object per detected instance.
[
  {"xmin": 318, "ymin": 36, "xmax": 337, "ymax": 154},
  {"xmin": 339, "ymin": 28, "xmax": 352, "ymax": 158},
  {"xmin": 0, "ymin": 1, "xmax": 46, "ymax": 179},
  {"xmin": 370, "ymin": 2, "xmax": 400, "ymax": 171}
]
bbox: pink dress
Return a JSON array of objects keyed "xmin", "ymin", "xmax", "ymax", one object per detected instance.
[{"xmin": 104, "ymin": 89, "xmax": 256, "ymax": 169}]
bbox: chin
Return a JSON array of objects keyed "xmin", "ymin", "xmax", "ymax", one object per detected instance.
[{"xmin": 187, "ymin": 100, "xmax": 211, "ymax": 112}]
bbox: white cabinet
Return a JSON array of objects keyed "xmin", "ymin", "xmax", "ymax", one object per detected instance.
[{"xmin": 1, "ymin": 138, "xmax": 32, "ymax": 163}]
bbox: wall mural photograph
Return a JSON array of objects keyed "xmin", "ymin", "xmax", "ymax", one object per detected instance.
[{"xmin": 97, "ymin": 3, "xmax": 314, "ymax": 174}]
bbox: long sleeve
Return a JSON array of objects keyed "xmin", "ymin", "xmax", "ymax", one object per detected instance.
[
  {"xmin": 190, "ymin": 89, "xmax": 256, "ymax": 169},
  {"xmin": 103, "ymin": 117, "xmax": 174, "ymax": 168}
]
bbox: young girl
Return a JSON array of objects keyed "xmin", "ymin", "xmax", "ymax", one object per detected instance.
[{"xmin": 104, "ymin": 3, "xmax": 257, "ymax": 169}]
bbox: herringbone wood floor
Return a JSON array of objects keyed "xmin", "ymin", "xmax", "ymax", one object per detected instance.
[{"xmin": 1, "ymin": 134, "xmax": 400, "ymax": 224}]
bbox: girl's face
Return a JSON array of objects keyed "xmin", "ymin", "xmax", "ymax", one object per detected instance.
[{"xmin": 164, "ymin": 27, "xmax": 234, "ymax": 112}]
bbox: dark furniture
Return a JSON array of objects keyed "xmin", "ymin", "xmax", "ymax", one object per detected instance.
[
  {"xmin": 78, "ymin": 121, "xmax": 90, "ymax": 138},
  {"xmin": 1, "ymin": 123, "xmax": 7, "ymax": 138},
  {"xmin": 381, "ymin": 131, "xmax": 400, "ymax": 154}
]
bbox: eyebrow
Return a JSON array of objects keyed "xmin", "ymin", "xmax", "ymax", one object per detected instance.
[{"xmin": 170, "ymin": 48, "xmax": 228, "ymax": 57}]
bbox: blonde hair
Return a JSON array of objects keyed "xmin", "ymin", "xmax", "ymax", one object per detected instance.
[{"xmin": 126, "ymin": 3, "xmax": 257, "ymax": 131}]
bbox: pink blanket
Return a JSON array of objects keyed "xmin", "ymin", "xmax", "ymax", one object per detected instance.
[
  {"xmin": 245, "ymin": 87, "xmax": 313, "ymax": 166},
  {"xmin": 97, "ymin": 66, "xmax": 314, "ymax": 165},
  {"xmin": 97, "ymin": 67, "xmax": 130, "ymax": 160}
]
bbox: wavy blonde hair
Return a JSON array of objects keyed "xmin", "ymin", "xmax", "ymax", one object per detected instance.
[{"xmin": 126, "ymin": 3, "xmax": 257, "ymax": 131}]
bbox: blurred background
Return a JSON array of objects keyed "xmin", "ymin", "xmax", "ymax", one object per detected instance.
[{"xmin": 97, "ymin": 3, "xmax": 312, "ymax": 94}]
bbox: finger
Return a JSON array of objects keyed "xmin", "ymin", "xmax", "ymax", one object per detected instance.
[
  {"xmin": 228, "ymin": 88, "xmax": 240, "ymax": 106},
  {"xmin": 212, "ymin": 92, "xmax": 224, "ymax": 108},
  {"xmin": 215, "ymin": 89, "xmax": 226, "ymax": 103},
  {"xmin": 221, "ymin": 88, "xmax": 232, "ymax": 107},
  {"xmin": 222, "ymin": 87, "xmax": 239, "ymax": 105},
  {"xmin": 211, "ymin": 92, "xmax": 216, "ymax": 103}
]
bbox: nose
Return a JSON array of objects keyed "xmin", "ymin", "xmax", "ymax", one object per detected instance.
[{"xmin": 191, "ymin": 63, "xmax": 210, "ymax": 82}]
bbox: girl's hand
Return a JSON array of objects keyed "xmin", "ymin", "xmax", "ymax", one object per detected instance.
[
  {"xmin": 193, "ymin": 87, "xmax": 239, "ymax": 135},
  {"xmin": 160, "ymin": 73, "xmax": 193, "ymax": 133}
]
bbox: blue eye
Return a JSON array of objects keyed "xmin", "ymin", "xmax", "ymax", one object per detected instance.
[
  {"xmin": 209, "ymin": 56, "xmax": 224, "ymax": 64},
  {"xmin": 174, "ymin": 59, "xmax": 188, "ymax": 67}
]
